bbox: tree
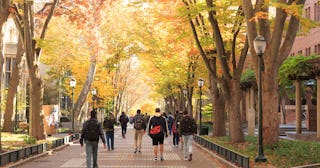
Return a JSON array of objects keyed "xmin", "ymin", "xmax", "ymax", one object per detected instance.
[
  {"xmin": 181, "ymin": 0, "xmax": 248, "ymax": 141},
  {"xmin": 242, "ymin": 0, "xmax": 307, "ymax": 145}
]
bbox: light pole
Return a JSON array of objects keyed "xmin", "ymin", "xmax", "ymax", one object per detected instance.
[
  {"xmin": 70, "ymin": 78, "xmax": 76, "ymax": 133},
  {"xmin": 254, "ymin": 35, "xmax": 267, "ymax": 162},
  {"xmin": 92, "ymin": 88, "xmax": 97, "ymax": 110},
  {"xmin": 198, "ymin": 78, "xmax": 204, "ymax": 134},
  {"xmin": 183, "ymin": 89, "xmax": 188, "ymax": 112}
]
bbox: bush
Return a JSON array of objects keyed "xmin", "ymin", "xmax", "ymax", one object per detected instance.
[{"xmin": 23, "ymin": 136, "xmax": 36, "ymax": 144}]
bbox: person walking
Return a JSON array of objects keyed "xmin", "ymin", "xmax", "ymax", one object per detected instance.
[
  {"xmin": 167, "ymin": 112, "xmax": 174, "ymax": 135},
  {"xmin": 130, "ymin": 109, "xmax": 147, "ymax": 153},
  {"xmin": 80, "ymin": 110, "xmax": 106, "ymax": 168},
  {"xmin": 179, "ymin": 110, "xmax": 197, "ymax": 161},
  {"xmin": 118, "ymin": 111, "xmax": 129, "ymax": 138},
  {"xmin": 103, "ymin": 112, "xmax": 116, "ymax": 151},
  {"xmin": 147, "ymin": 107, "xmax": 168, "ymax": 161},
  {"xmin": 172, "ymin": 117, "xmax": 179, "ymax": 147}
]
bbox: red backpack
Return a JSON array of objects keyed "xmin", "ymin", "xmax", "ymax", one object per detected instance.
[{"xmin": 172, "ymin": 123, "xmax": 177, "ymax": 133}]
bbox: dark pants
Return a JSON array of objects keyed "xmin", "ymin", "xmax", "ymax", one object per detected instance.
[
  {"xmin": 121, "ymin": 125, "xmax": 127, "ymax": 136},
  {"xmin": 85, "ymin": 140, "xmax": 98, "ymax": 168},
  {"xmin": 105, "ymin": 131, "xmax": 114, "ymax": 150},
  {"xmin": 173, "ymin": 133, "xmax": 179, "ymax": 146}
]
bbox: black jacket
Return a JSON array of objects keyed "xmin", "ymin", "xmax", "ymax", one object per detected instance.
[
  {"xmin": 80, "ymin": 118, "xmax": 106, "ymax": 145},
  {"xmin": 148, "ymin": 114, "xmax": 168, "ymax": 137},
  {"xmin": 179, "ymin": 115, "xmax": 197, "ymax": 136}
]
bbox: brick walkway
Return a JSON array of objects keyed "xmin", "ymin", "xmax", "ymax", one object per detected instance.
[{"xmin": 15, "ymin": 127, "xmax": 225, "ymax": 168}]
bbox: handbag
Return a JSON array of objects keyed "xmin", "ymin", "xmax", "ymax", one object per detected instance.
[{"xmin": 150, "ymin": 125, "xmax": 161, "ymax": 135}]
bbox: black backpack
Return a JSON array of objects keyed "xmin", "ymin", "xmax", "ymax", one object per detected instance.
[
  {"xmin": 103, "ymin": 118, "xmax": 114, "ymax": 129},
  {"xmin": 181, "ymin": 116, "xmax": 196, "ymax": 134},
  {"xmin": 85, "ymin": 119, "xmax": 100, "ymax": 141},
  {"xmin": 134, "ymin": 115, "xmax": 145, "ymax": 130}
]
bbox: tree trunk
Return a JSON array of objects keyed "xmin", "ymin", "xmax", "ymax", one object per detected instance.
[
  {"xmin": 208, "ymin": 75, "xmax": 226, "ymax": 137},
  {"xmin": 224, "ymin": 79, "xmax": 244, "ymax": 142},
  {"xmin": 3, "ymin": 36, "xmax": 24, "ymax": 132},
  {"xmin": 74, "ymin": 61, "xmax": 96, "ymax": 127},
  {"xmin": 262, "ymin": 71, "xmax": 280, "ymax": 144}
]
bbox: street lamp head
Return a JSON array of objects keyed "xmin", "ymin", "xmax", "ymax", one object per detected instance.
[
  {"xmin": 253, "ymin": 35, "xmax": 267, "ymax": 54},
  {"xmin": 198, "ymin": 78, "xmax": 205, "ymax": 87},
  {"xmin": 91, "ymin": 88, "xmax": 97, "ymax": 96},
  {"xmin": 70, "ymin": 78, "xmax": 76, "ymax": 88}
]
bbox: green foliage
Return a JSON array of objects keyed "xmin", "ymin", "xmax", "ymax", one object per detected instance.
[
  {"xmin": 206, "ymin": 135, "xmax": 320, "ymax": 167},
  {"xmin": 279, "ymin": 55, "xmax": 320, "ymax": 87},
  {"xmin": 240, "ymin": 69, "xmax": 255, "ymax": 83},
  {"xmin": 23, "ymin": 136, "xmax": 37, "ymax": 144}
]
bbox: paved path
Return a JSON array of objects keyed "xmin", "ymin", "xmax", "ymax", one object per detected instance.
[{"xmin": 15, "ymin": 127, "xmax": 225, "ymax": 168}]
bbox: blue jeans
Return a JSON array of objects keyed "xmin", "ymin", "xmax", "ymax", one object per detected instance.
[
  {"xmin": 121, "ymin": 125, "xmax": 127, "ymax": 136},
  {"xmin": 85, "ymin": 140, "xmax": 99, "ymax": 168},
  {"xmin": 182, "ymin": 135, "xmax": 193, "ymax": 158},
  {"xmin": 105, "ymin": 131, "xmax": 114, "ymax": 150},
  {"xmin": 173, "ymin": 133, "xmax": 179, "ymax": 146}
]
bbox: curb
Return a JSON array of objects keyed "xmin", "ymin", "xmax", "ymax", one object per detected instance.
[
  {"xmin": 194, "ymin": 142, "xmax": 240, "ymax": 168},
  {"xmin": 5, "ymin": 143, "xmax": 71, "ymax": 168}
]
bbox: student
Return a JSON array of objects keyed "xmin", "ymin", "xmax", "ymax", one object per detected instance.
[
  {"xmin": 80, "ymin": 110, "xmax": 106, "ymax": 168},
  {"xmin": 118, "ymin": 111, "xmax": 129, "ymax": 138},
  {"xmin": 147, "ymin": 108, "xmax": 168, "ymax": 161},
  {"xmin": 179, "ymin": 110, "xmax": 197, "ymax": 161},
  {"xmin": 103, "ymin": 112, "xmax": 116, "ymax": 151},
  {"xmin": 130, "ymin": 109, "xmax": 147, "ymax": 153}
]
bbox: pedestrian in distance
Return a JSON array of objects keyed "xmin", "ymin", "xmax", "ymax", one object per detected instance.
[
  {"xmin": 172, "ymin": 117, "xmax": 179, "ymax": 147},
  {"xmin": 130, "ymin": 109, "xmax": 147, "ymax": 153},
  {"xmin": 118, "ymin": 111, "xmax": 129, "ymax": 138},
  {"xmin": 179, "ymin": 110, "xmax": 197, "ymax": 161},
  {"xmin": 80, "ymin": 110, "xmax": 106, "ymax": 168},
  {"xmin": 167, "ymin": 112, "xmax": 174, "ymax": 135},
  {"xmin": 147, "ymin": 107, "xmax": 168, "ymax": 161},
  {"xmin": 103, "ymin": 112, "xmax": 116, "ymax": 151}
]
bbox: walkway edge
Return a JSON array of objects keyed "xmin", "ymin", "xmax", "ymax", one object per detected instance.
[
  {"xmin": 194, "ymin": 142, "xmax": 240, "ymax": 168},
  {"xmin": 5, "ymin": 143, "xmax": 72, "ymax": 168}
]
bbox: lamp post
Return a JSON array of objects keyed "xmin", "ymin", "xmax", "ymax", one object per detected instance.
[
  {"xmin": 183, "ymin": 89, "xmax": 188, "ymax": 112},
  {"xmin": 254, "ymin": 35, "xmax": 267, "ymax": 162},
  {"xmin": 92, "ymin": 88, "xmax": 97, "ymax": 110},
  {"xmin": 198, "ymin": 78, "xmax": 204, "ymax": 134},
  {"xmin": 70, "ymin": 78, "xmax": 76, "ymax": 133}
]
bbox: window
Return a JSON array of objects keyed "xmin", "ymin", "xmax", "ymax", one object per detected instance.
[
  {"xmin": 315, "ymin": 1, "xmax": 320, "ymax": 21},
  {"xmin": 316, "ymin": 44, "xmax": 320, "ymax": 55},
  {"xmin": 5, "ymin": 56, "xmax": 15, "ymax": 88},
  {"xmin": 298, "ymin": 50, "xmax": 303, "ymax": 55},
  {"xmin": 306, "ymin": 47, "xmax": 311, "ymax": 56},
  {"xmin": 305, "ymin": 7, "xmax": 311, "ymax": 19}
]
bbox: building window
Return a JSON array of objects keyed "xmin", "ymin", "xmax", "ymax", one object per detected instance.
[
  {"xmin": 316, "ymin": 44, "xmax": 320, "ymax": 55},
  {"xmin": 306, "ymin": 47, "xmax": 311, "ymax": 56},
  {"xmin": 315, "ymin": 1, "xmax": 320, "ymax": 21},
  {"xmin": 5, "ymin": 56, "xmax": 15, "ymax": 88},
  {"xmin": 305, "ymin": 7, "xmax": 311, "ymax": 19},
  {"xmin": 298, "ymin": 50, "xmax": 303, "ymax": 55}
]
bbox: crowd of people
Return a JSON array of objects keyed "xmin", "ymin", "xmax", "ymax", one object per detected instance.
[{"xmin": 79, "ymin": 107, "xmax": 197, "ymax": 168}]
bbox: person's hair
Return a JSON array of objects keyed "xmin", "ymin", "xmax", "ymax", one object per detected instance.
[
  {"xmin": 137, "ymin": 109, "xmax": 141, "ymax": 114},
  {"xmin": 121, "ymin": 111, "xmax": 125, "ymax": 115},
  {"xmin": 155, "ymin": 107, "xmax": 161, "ymax": 112},
  {"xmin": 91, "ymin": 110, "xmax": 97, "ymax": 118},
  {"xmin": 183, "ymin": 110, "xmax": 188, "ymax": 115}
]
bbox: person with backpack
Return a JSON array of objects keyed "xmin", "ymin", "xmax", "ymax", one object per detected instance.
[
  {"xmin": 80, "ymin": 110, "xmax": 106, "ymax": 168},
  {"xmin": 118, "ymin": 111, "xmax": 129, "ymax": 138},
  {"xmin": 103, "ymin": 112, "xmax": 116, "ymax": 151},
  {"xmin": 172, "ymin": 117, "xmax": 179, "ymax": 147},
  {"xmin": 147, "ymin": 107, "xmax": 168, "ymax": 161},
  {"xmin": 130, "ymin": 109, "xmax": 147, "ymax": 153},
  {"xmin": 167, "ymin": 112, "xmax": 174, "ymax": 135},
  {"xmin": 179, "ymin": 110, "xmax": 197, "ymax": 161}
]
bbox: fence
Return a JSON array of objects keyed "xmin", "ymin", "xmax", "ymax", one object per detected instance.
[
  {"xmin": 194, "ymin": 135, "xmax": 250, "ymax": 168},
  {"xmin": 0, "ymin": 133, "xmax": 80, "ymax": 166}
]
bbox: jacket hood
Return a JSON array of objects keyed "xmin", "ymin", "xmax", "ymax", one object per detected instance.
[{"xmin": 154, "ymin": 112, "xmax": 162, "ymax": 117}]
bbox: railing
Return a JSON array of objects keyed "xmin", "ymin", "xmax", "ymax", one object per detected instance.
[
  {"xmin": 0, "ymin": 133, "xmax": 81, "ymax": 166},
  {"xmin": 0, "ymin": 143, "xmax": 47, "ymax": 166},
  {"xmin": 194, "ymin": 135, "xmax": 250, "ymax": 168}
]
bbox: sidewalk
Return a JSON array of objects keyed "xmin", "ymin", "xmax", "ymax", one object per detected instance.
[{"xmin": 14, "ymin": 126, "xmax": 225, "ymax": 168}]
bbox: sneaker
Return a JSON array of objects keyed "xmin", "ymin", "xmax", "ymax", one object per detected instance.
[
  {"xmin": 138, "ymin": 150, "xmax": 141, "ymax": 153},
  {"xmin": 160, "ymin": 156, "xmax": 164, "ymax": 161},
  {"xmin": 188, "ymin": 154, "xmax": 192, "ymax": 161},
  {"xmin": 184, "ymin": 157, "xmax": 188, "ymax": 161},
  {"xmin": 153, "ymin": 157, "xmax": 157, "ymax": 161},
  {"xmin": 134, "ymin": 150, "xmax": 137, "ymax": 154}
]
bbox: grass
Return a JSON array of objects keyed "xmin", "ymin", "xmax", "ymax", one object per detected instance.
[{"xmin": 204, "ymin": 135, "xmax": 320, "ymax": 168}]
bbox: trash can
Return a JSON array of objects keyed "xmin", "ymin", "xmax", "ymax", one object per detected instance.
[{"xmin": 200, "ymin": 126, "xmax": 209, "ymax": 135}]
